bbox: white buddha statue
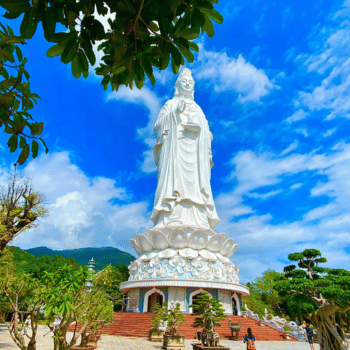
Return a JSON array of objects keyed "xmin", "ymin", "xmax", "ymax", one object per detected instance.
[{"xmin": 151, "ymin": 68, "xmax": 220, "ymax": 230}]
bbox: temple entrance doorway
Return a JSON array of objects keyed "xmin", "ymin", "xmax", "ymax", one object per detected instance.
[
  {"xmin": 232, "ymin": 298, "xmax": 237, "ymax": 315},
  {"xmin": 232, "ymin": 293, "xmax": 241, "ymax": 316},
  {"xmin": 148, "ymin": 292, "xmax": 163, "ymax": 312}
]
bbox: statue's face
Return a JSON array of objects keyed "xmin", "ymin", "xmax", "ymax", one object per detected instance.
[{"xmin": 178, "ymin": 76, "xmax": 194, "ymax": 94}]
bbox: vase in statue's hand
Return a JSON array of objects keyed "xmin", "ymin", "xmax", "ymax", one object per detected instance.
[{"xmin": 181, "ymin": 121, "xmax": 201, "ymax": 133}]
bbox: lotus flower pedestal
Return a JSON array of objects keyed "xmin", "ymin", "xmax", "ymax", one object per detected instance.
[{"xmin": 120, "ymin": 226, "xmax": 249, "ymax": 314}]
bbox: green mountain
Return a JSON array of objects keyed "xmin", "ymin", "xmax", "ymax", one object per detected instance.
[{"xmin": 26, "ymin": 246, "xmax": 136, "ymax": 271}]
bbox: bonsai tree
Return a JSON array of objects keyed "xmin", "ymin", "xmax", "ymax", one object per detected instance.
[
  {"xmin": 190, "ymin": 292, "xmax": 226, "ymax": 335},
  {"xmin": 150, "ymin": 303, "xmax": 168, "ymax": 332},
  {"xmin": 274, "ymin": 248, "xmax": 350, "ymax": 350},
  {"xmin": 163, "ymin": 302, "xmax": 187, "ymax": 337}
]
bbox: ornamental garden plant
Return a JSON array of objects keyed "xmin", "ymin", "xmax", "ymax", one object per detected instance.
[
  {"xmin": 190, "ymin": 292, "xmax": 226, "ymax": 348},
  {"xmin": 274, "ymin": 248, "xmax": 350, "ymax": 350}
]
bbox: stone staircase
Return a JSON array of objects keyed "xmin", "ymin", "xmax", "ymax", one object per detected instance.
[{"xmin": 97, "ymin": 313, "xmax": 296, "ymax": 341}]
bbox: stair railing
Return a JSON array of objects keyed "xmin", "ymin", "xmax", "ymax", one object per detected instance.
[{"xmin": 244, "ymin": 305, "xmax": 306, "ymax": 342}]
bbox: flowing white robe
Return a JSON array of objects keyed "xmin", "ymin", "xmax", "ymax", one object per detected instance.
[{"xmin": 151, "ymin": 97, "xmax": 220, "ymax": 229}]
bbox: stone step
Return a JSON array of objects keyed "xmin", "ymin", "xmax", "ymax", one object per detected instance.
[{"xmin": 91, "ymin": 313, "xmax": 296, "ymax": 341}]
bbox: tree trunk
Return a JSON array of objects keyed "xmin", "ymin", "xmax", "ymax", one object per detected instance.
[
  {"xmin": 0, "ymin": 238, "xmax": 9, "ymax": 251},
  {"xmin": 311, "ymin": 310, "xmax": 347, "ymax": 350}
]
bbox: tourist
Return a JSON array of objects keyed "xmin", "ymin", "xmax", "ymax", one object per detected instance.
[
  {"xmin": 233, "ymin": 305, "xmax": 238, "ymax": 315},
  {"xmin": 243, "ymin": 327, "xmax": 256, "ymax": 350},
  {"xmin": 304, "ymin": 323, "xmax": 315, "ymax": 350}
]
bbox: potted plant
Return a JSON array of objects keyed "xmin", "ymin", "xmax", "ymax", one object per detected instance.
[
  {"xmin": 162, "ymin": 302, "xmax": 186, "ymax": 350},
  {"xmin": 283, "ymin": 324, "xmax": 291, "ymax": 339},
  {"xmin": 190, "ymin": 291, "xmax": 229, "ymax": 350},
  {"xmin": 149, "ymin": 303, "xmax": 167, "ymax": 342}
]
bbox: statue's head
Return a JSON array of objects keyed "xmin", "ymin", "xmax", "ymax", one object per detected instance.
[{"xmin": 174, "ymin": 68, "xmax": 195, "ymax": 99}]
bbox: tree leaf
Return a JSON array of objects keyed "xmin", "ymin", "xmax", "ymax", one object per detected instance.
[
  {"xmin": 171, "ymin": 55, "xmax": 180, "ymax": 74},
  {"xmin": 17, "ymin": 143, "xmax": 29, "ymax": 165},
  {"xmin": 77, "ymin": 49, "xmax": 89, "ymax": 77},
  {"xmin": 15, "ymin": 46, "xmax": 23, "ymax": 61},
  {"xmin": 202, "ymin": 14, "xmax": 215, "ymax": 37},
  {"xmin": 68, "ymin": 11, "xmax": 78, "ymax": 26},
  {"xmin": 39, "ymin": 137, "xmax": 49, "ymax": 153},
  {"xmin": 113, "ymin": 66, "xmax": 126, "ymax": 75},
  {"xmin": 0, "ymin": 35, "xmax": 23, "ymax": 45},
  {"xmin": 188, "ymin": 42, "xmax": 199, "ymax": 52},
  {"xmin": 0, "ymin": 49, "xmax": 15, "ymax": 63},
  {"xmin": 19, "ymin": 135, "xmax": 26, "ymax": 148},
  {"xmin": 3, "ymin": 11, "xmax": 23, "ymax": 19},
  {"xmin": 42, "ymin": 6, "xmax": 56, "ymax": 41},
  {"xmin": 176, "ymin": 42, "xmax": 194, "ymax": 63},
  {"xmin": 202, "ymin": 8, "xmax": 223, "ymax": 24},
  {"xmin": 81, "ymin": 39, "xmax": 96, "ymax": 66},
  {"xmin": 0, "ymin": 0, "xmax": 30, "ymax": 14},
  {"xmin": 7, "ymin": 134, "xmax": 18, "ymax": 153},
  {"xmin": 20, "ymin": 7, "xmax": 38, "ymax": 39},
  {"xmin": 180, "ymin": 26, "xmax": 200, "ymax": 40},
  {"xmin": 61, "ymin": 39, "xmax": 79, "ymax": 64},
  {"xmin": 0, "ymin": 92, "xmax": 14, "ymax": 108},
  {"xmin": 46, "ymin": 44, "xmax": 65, "ymax": 57},
  {"xmin": 0, "ymin": 79, "xmax": 16, "ymax": 91},
  {"xmin": 159, "ymin": 42, "xmax": 170, "ymax": 70},
  {"xmin": 141, "ymin": 56, "xmax": 155, "ymax": 86},
  {"xmin": 31, "ymin": 122, "xmax": 44, "ymax": 136},
  {"xmin": 71, "ymin": 54, "xmax": 81, "ymax": 78},
  {"xmin": 31, "ymin": 139, "xmax": 38, "ymax": 158}
]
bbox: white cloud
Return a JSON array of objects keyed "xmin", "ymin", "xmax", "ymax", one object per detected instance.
[
  {"xmin": 195, "ymin": 47, "xmax": 275, "ymax": 102},
  {"xmin": 295, "ymin": 128, "xmax": 309, "ymax": 137},
  {"xmin": 290, "ymin": 183, "xmax": 302, "ymax": 190},
  {"xmin": 323, "ymin": 127, "xmax": 337, "ymax": 137},
  {"xmin": 246, "ymin": 190, "xmax": 282, "ymax": 200},
  {"xmin": 303, "ymin": 203, "xmax": 338, "ymax": 222},
  {"xmin": 292, "ymin": 2, "xmax": 350, "ymax": 120},
  {"xmin": 280, "ymin": 141, "xmax": 298, "ymax": 156},
  {"xmin": 286, "ymin": 109, "xmax": 308, "ymax": 123},
  {"xmin": 10, "ymin": 152, "xmax": 151, "ymax": 253},
  {"xmin": 215, "ymin": 142, "xmax": 350, "ymax": 280}
]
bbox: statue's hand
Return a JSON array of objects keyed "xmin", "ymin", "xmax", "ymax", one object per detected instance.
[
  {"xmin": 177, "ymin": 96, "xmax": 185, "ymax": 113},
  {"xmin": 182, "ymin": 122, "xmax": 200, "ymax": 133}
]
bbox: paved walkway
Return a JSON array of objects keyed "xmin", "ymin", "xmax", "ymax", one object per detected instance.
[{"xmin": 0, "ymin": 325, "xmax": 323, "ymax": 350}]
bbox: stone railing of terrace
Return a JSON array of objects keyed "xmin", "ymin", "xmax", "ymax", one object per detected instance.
[{"xmin": 245, "ymin": 305, "xmax": 307, "ymax": 342}]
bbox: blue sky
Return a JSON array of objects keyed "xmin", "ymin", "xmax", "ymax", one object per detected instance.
[{"xmin": 1, "ymin": 0, "xmax": 350, "ymax": 282}]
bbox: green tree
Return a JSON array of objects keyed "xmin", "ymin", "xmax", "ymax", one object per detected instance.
[
  {"xmin": 0, "ymin": 0, "xmax": 223, "ymax": 164},
  {"xmin": 93, "ymin": 264, "xmax": 129, "ymax": 311},
  {"xmin": 274, "ymin": 248, "xmax": 350, "ymax": 350},
  {"xmin": 190, "ymin": 291, "xmax": 226, "ymax": 332},
  {"xmin": 243, "ymin": 269, "xmax": 284, "ymax": 318},
  {"xmin": 0, "ymin": 248, "xmax": 44, "ymax": 350},
  {"xmin": 0, "ymin": 170, "xmax": 48, "ymax": 251},
  {"xmin": 0, "ymin": 23, "xmax": 48, "ymax": 164},
  {"xmin": 150, "ymin": 303, "xmax": 168, "ymax": 332},
  {"xmin": 8, "ymin": 246, "xmax": 79, "ymax": 280},
  {"xmin": 162, "ymin": 302, "xmax": 187, "ymax": 337},
  {"xmin": 42, "ymin": 264, "xmax": 113, "ymax": 350}
]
